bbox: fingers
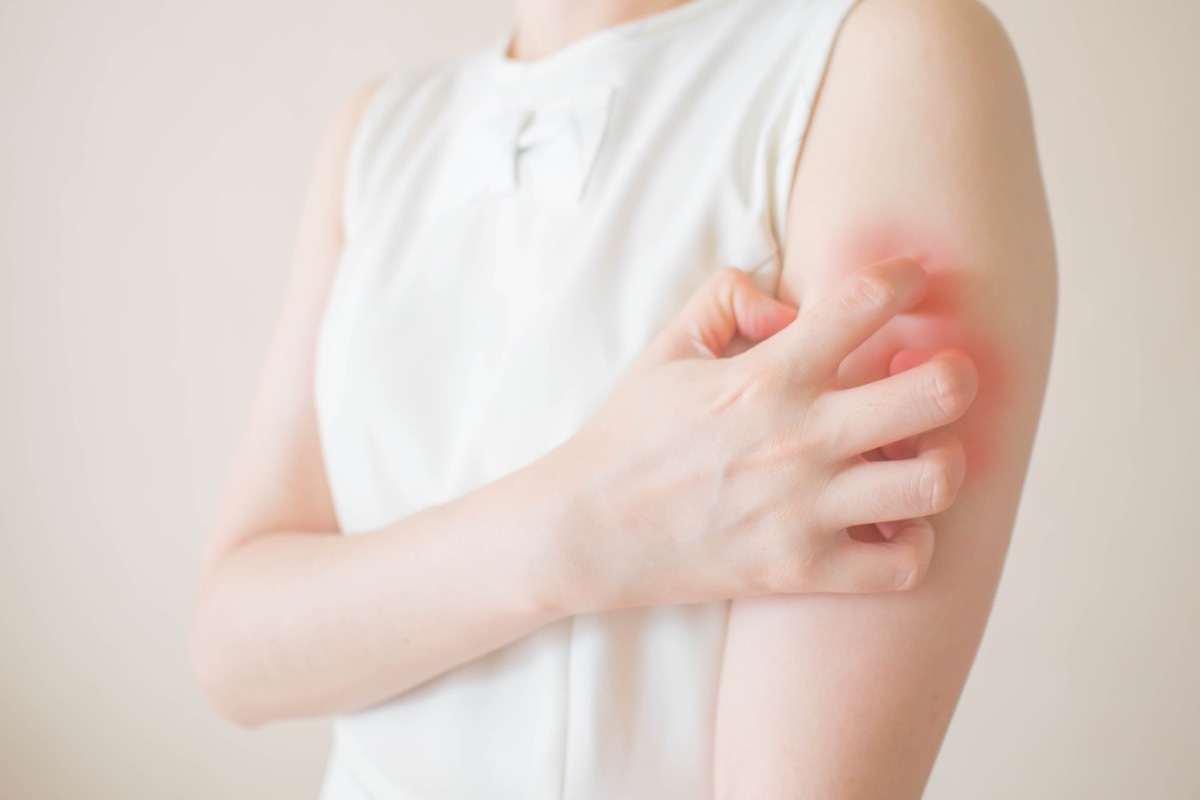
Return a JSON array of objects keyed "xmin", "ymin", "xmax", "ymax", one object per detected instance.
[
  {"xmin": 819, "ymin": 430, "xmax": 967, "ymax": 531},
  {"xmin": 754, "ymin": 256, "xmax": 929, "ymax": 381},
  {"xmin": 646, "ymin": 266, "xmax": 797, "ymax": 363},
  {"xmin": 812, "ymin": 348, "xmax": 978, "ymax": 460},
  {"xmin": 807, "ymin": 518, "xmax": 935, "ymax": 592},
  {"xmin": 879, "ymin": 349, "xmax": 948, "ymax": 459}
]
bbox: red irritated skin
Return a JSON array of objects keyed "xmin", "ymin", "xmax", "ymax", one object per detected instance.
[
  {"xmin": 711, "ymin": 4, "xmax": 1058, "ymax": 795},
  {"xmin": 806, "ymin": 223, "xmax": 1012, "ymax": 485}
]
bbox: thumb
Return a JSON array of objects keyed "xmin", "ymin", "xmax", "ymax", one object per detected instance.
[{"xmin": 646, "ymin": 266, "xmax": 798, "ymax": 364}]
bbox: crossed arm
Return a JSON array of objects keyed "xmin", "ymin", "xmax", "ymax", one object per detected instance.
[
  {"xmin": 712, "ymin": 0, "xmax": 1057, "ymax": 796},
  {"xmin": 192, "ymin": 1, "xmax": 1054, "ymax": 784}
]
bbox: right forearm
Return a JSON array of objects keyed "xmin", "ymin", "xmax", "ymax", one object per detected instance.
[{"xmin": 189, "ymin": 438, "xmax": 593, "ymax": 727}]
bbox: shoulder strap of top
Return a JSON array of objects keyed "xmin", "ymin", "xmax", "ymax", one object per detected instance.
[
  {"xmin": 340, "ymin": 59, "xmax": 459, "ymax": 239},
  {"xmin": 340, "ymin": 68, "xmax": 421, "ymax": 239},
  {"xmin": 769, "ymin": 0, "xmax": 863, "ymax": 253}
]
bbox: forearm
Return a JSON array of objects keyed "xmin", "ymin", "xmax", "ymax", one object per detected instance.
[{"xmin": 189, "ymin": 439, "xmax": 589, "ymax": 727}]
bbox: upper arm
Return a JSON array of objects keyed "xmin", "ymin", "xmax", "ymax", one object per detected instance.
[
  {"xmin": 194, "ymin": 75, "xmax": 387, "ymax": 588},
  {"xmin": 713, "ymin": 0, "xmax": 1056, "ymax": 796}
]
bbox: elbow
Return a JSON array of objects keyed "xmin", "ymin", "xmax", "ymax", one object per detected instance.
[{"xmin": 188, "ymin": 586, "xmax": 268, "ymax": 730}]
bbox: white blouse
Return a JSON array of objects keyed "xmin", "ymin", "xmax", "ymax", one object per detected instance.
[{"xmin": 314, "ymin": 0, "xmax": 860, "ymax": 796}]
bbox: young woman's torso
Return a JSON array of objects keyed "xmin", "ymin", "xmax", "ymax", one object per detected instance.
[{"xmin": 314, "ymin": 0, "xmax": 860, "ymax": 796}]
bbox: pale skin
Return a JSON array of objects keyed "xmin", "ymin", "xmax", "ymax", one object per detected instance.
[{"xmin": 189, "ymin": 0, "xmax": 1056, "ymax": 797}]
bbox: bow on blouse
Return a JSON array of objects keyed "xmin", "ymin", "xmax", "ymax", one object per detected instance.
[{"xmin": 446, "ymin": 82, "xmax": 618, "ymax": 206}]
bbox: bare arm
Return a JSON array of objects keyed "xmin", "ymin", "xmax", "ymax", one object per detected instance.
[
  {"xmin": 187, "ymin": 77, "xmax": 582, "ymax": 728},
  {"xmin": 185, "ymin": 68, "xmax": 932, "ymax": 730},
  {"xmin": 191, "ymin": 17, "xmax": 1044, "ymax": 733},
  {"xmin": 712, "ymin": 0, "xmax": 1057, "ymax": 796}
]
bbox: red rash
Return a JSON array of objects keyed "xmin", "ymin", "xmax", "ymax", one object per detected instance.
[{"xmin": 819, "ymin": 222, "xmax": 1012, "ymax": 479}]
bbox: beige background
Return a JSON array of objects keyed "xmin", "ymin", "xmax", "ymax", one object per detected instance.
[{"xmin": 1, "ymin": 0, "xmax": 1196, "ymax": 797}]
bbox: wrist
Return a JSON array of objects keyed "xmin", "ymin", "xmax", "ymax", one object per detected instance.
[{"xmin": 519, "ymin": 431, "xmax": 614, "ymax": 618}]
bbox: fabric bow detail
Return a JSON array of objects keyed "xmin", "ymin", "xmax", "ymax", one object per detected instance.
[{"xmin": 446, "ymin": 82, "xmax": 617, "ymax": 206}]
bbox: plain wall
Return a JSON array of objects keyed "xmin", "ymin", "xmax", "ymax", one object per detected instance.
[{"xmin": 1, "ymin": 0, "xmax": 1196, "ymax": 797}]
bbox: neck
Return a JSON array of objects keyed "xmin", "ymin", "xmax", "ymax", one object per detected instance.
[{"xmin": 506, "ymin": 0, "xmax": 692, "ymax": 60}]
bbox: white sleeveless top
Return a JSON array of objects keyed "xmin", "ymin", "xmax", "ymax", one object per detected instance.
[{"xmin": 314, "ymin": 0, "xmax": 859, "ymax": 796}]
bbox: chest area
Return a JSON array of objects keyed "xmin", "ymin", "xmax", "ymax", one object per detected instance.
[{"xmin": 315, "ymin": 70, "xmax": 792, "ymax": 505}]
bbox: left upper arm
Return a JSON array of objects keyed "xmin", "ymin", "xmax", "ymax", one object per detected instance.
[{"xmin": 712, "ymin": 0, "xmax": 1056, "ymax": 796}]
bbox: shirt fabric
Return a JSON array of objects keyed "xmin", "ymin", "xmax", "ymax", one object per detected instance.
[{"xmin": 314, "ymin": 0, "xmax": 861, "ymax": 796}]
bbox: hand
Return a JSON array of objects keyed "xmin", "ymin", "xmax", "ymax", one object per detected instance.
[{"xmin": 559, "ymin": 257, "xmax": 978, "ymax": 612}]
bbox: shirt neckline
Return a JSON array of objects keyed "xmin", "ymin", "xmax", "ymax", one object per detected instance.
[{"xmin": 483, "ymin": 0, "xmax": 742, "ymax": 83}]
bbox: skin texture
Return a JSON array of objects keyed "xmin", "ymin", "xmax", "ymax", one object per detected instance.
[{"xmin": 711, "ymin": 0, "xmax": 1057, "ymax": 797}]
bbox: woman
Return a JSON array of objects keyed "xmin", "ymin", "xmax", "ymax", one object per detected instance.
[{"xmin": 189, "ymin": 0, "xmax": 1056, "ymax": 796}]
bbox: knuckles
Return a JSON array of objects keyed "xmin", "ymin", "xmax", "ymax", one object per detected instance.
[
  {"xmin": 714, "ymin": 351, "xmax": 811, "ymax": 414},
  {"xmin": 709, "ymin": 266, "xmax": 752, "ymax": 308},
  {"xmin": 839, "ymin": 271, "xmax": 895, "ymax": 315},
  {"xmin": 756, "ymin": 536, "xmax": 819, "ymax": 595},
  {"xmin": 894, "ymin": 543, "xmax": 931, "ymax": 591},
  {"xmin": 924, "ymin": 353, "xmax": 978, "ymax": 423},
  {"xmin": 712, "ymin": 265, "xmax": 749, "ymax": 288},
  {"xmin": 914, "ymin": 443, "xmax": 966, "ymax": 515},
  {"xmin": 835, "ymin": 257, "xmax": 925, "ymax": 316},
  {"xmin": 732, "ymin": 504, "xmax": 822, "ymax": 595},
  {"xmin": 917, "ymin": 458, "xmax": 953, "ymax": 515},
  {"xmin": 706, "ymin": 359, "xmax": 772, "ymax": 416}
]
